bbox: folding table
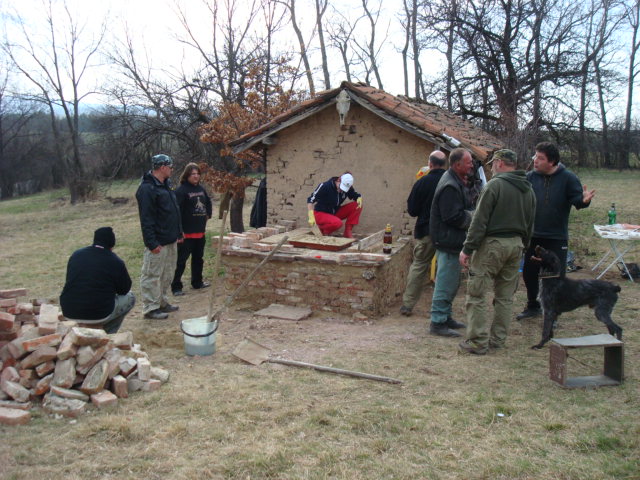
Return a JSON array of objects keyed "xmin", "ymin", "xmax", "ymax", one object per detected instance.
[{"xmin": 592, "ymin": 224, "xmax": 640, "ymax": 281}]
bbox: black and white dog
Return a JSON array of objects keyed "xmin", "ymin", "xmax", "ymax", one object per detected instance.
[{"xmin": 531, "ymin": 245, "xmax": 623, "ymax": 349}]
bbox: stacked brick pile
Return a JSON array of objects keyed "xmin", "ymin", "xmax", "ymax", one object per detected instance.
[{"xmin": 0, "ymin": 288, "xmax": 169, "ymax": 426}]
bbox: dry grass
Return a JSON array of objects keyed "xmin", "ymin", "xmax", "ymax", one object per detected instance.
[{"xmin": 1, "ymin": 171, "xmax": 640, "ymax": 480}]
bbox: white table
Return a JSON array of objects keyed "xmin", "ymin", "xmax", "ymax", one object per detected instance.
[{"xmin": 592, "ymin": 224, "xmax": 640, "ymax": 281}]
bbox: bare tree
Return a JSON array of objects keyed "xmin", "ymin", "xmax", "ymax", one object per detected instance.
[
  {"xmin": 2, "ymin": 0, "xmax": 105, "ymax": 203},
  {"xmin": 280, "ymin": 0, "xmax": 316, "ymax": 95},
  {"xmin": 326, "ymin": 9, "xmax": 362, "ymax": 83},
  {"xmin": 315, "ymin": 0, "xmax": 332, "ymax": 89},
  {"xmin": 356, "ymin": 0, "xmax": 385, "ymax": 89},
  {"xmin": 622, "ymin": 0, "xmax": 640, "ymax": 168}
]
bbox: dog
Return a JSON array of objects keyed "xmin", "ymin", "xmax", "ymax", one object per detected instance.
[{"xmin": 530, "ymin": 245, "xmax": 623, "ymax": 349}]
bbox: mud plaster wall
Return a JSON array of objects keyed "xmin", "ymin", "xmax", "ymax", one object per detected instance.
[
  {"xmin": 223, "ymin": 241, "xmax": 413, "ymax": 316},
  {"xmin": 266, "ymin": 104, "xmax": 437, "ymax": 236}
]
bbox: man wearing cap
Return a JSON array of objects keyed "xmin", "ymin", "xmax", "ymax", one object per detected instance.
[
  {"xmin": 60, "ymin": 227, "xmax": 135, "ymax": 333},
  {"xmin": 307, "ymin": 172, "xmax": 363, "ymax": 238},
  {"xmin": 458, "ymin": 149, "xmax": 536, "ymax": 354},
  {"xmin": 399, "ymin": 150, "xmax": 447, "ymax": 316},
  {"xmin": 136, "ymin": 154, "xmax": 183, "ymax": 320}
]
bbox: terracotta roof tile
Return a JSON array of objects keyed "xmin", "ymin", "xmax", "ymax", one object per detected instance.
[{"xmin": 231, "ymin": 81, "xmax": 503, "ymax": 160}]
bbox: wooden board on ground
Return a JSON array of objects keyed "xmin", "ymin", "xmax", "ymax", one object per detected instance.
[
  {"xmin": 254, "ymin": 304, "xmax": 313, "ymax": 321},
  {"xmin": 289, "ymin": 234, "xmax": 356, "ymax": 251}
]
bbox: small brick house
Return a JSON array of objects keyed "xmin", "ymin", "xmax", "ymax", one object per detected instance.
[
  {"xmin": 231, "ymin": 81, "xmax": 503, "ymax": 236},
  {"xmin": 221, "ymin": 82, "xmax": 504, "ymax": 316}
]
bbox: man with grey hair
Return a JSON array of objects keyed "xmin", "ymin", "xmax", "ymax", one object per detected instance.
[
  {"xmin": 428, "ymin": 148, "xmax": 475, "ymax": 337},
  {"xmin": 400, "ymin": 150, "xmax": 448, "ymax": 317},
  {"xmin": 458, "ymin": 149, "xmax": 536, "ymax": 354},
  {"xmin": 136, "ymin": 154, "xmax": 183, "ymax": 320}
]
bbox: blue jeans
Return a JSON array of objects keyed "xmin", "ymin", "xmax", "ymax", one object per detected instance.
[{"xmin": 430, "ymin": 250, "xmax": 462, "ymax": 324}]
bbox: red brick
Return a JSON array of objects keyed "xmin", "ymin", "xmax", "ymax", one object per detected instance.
[
  {"xmin": 42, "ymin": 393, "xmax": 86, "ymax": 417},
  {"xmin": 16, "ymin": 303, "xmax": 34, "ymax": 314},
  {"xmin": 0, "ymin": 289, "xmax": 27, "ymax": 299},
  {"xmin": 79, "ymin": 360, "xmax": 109, "ymax": 394},
  {"xmin": 1, "ymin": 366, "xmax": 20, "ymax": 384},
  {"xmin": 0, "ymin": 406, "xmax": 30, "ymax": 425},
  {"xmin": 91, "ymin": 390, "xmax": 118, "ymax": 408},
  {"xmin": 0, "ymin": 298, "xmax": 17, "ymax": 308},
  {"xmin": 71, "ymin": 327, "xmax": 109, "ymax": 347},
  {"xmin": 35, "ymin": 360, "xmax": 56, "ymax": 377},
  {"xmin": 34, "ymin": 373, "xmax": 53, "ymax": 395},
  {"xmin": 21, "ymin": 334, "xmax": 62, "ymax": 352},
  {"xmin": 1, "ymin": 380, "xmax": 30, "ymax": 402},
  {"xmin": 56, "ymin": 333, "xmax": 78, "ymax": 360},
  {"xmin": 21, "ymin": 345, "xmax": 58, "ymax": 369},
  {"xmin": 0, "ymin": 312, "xmax": 15, "ymax": 331},
  {"xmin": 0, "ymin": 326, "xmax": 19, "ymax": 342},
  {"xmin": 111, "ymin": 375, "xmax": 128, "ymax": 398}
]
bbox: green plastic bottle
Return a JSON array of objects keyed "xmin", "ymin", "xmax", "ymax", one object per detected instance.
[{"xmin": 607, "ymin": 203, "xmax": 617, "ymax": 225}]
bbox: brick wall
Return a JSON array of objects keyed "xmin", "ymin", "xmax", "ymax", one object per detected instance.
[{"xmin": 218, "ymin": 227, "xmax": 413, "ymax": 316}]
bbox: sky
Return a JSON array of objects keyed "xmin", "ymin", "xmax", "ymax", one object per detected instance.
[{"xmin": 1, "ymin": 0, "xmax": 413, "ymax": 103}]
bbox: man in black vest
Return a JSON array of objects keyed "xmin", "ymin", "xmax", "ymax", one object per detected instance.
[{"xmin": 428, "ymin": 148, "xmax": 475, "ymax": 337}]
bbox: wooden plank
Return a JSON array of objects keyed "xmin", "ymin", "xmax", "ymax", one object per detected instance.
[
  {"xmin": 356, "ymin": 229, "xmax": 385, "ymax": 251},
  {"xmin": 552, "ymin": 334, "xmax": 623, "ymax": 348}
]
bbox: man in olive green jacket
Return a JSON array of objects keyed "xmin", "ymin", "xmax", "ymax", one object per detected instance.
[{"xmin": 458, "ymin": 149, "xmax": 536, "ymax": 354}]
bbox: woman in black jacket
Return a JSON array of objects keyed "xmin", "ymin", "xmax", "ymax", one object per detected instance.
[{"xmin": 171, "ymin": 163, "xmax": 213, "ymax": 296}]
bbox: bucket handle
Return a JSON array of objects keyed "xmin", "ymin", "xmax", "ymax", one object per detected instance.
[{"xmin": 180, "ymin": 319, "xmax": 219, "ymax": 338}]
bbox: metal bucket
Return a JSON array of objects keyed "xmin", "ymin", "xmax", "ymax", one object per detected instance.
[{"xmin": 180, "ymin": 316, "xmax": 218, "ymax": 356}]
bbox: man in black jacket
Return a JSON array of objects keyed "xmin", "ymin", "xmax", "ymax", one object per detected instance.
[
  {"xmin": 136, "ymin": 154, "xmax": 183, "ymax": 320},
  {"xmin": 60, "ymin": 227, "xmax": 135, "ymax": 333},
  {"xmin": 516, "ymin": 142, "xmax": 595, "ymax": 320},
  {"xmin": 399, "ymin": 150, "xmax": 447, "ymax": 316},
  {"xmin": 428, "ymin": 148, "xmax": 475, "ymax": 337}
]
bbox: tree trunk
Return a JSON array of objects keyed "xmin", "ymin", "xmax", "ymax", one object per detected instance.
[{"xmin": 229, "ymin": 194, "xmax": 245, "ymax": 233}]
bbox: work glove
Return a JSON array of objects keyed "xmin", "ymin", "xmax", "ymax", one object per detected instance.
[
  {"xmin": 308, "ymin": 210, "xmax": 316, "ymax": 226},
  {"xmin": 357, "ymin": 196, "xmax": 363, "ymax": 209}
]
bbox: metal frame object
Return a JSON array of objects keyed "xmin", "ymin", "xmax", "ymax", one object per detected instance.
[{"xmin": 592, "ymin": 225, "xmax": 640, "ymax": 281}]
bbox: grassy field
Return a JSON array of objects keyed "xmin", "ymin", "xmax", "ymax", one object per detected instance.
[{"xmin": 1, "ymin": 170, "xmax": 639, "ymax": 480}]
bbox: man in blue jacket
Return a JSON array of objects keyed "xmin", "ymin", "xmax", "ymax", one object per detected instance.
[
  {"xmin": 516, "ymin": 142, "xmax": 595, "ymax": 320},
  {"xmin": 136, "ymin": 154, "xmax": 183, "ymax": 320}
]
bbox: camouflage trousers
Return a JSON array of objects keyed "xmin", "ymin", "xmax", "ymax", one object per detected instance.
[
  {"xmin": 140, "ymin": 242, "xmax": 177, "ymax": 314},
  {"xmin": 464, "ymin": 236, "xmax": 523, "ymax": 350},
  {"xmin": 402, "ymin": 235, "xmax": 436, "ymax": 310}
]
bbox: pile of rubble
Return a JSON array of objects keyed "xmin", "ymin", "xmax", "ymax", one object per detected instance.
[{"xmin": 0, "ymin": 288, "xmax": 169, "ymax": 426}]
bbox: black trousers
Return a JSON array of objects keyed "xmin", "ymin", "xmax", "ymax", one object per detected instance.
[
  {"xmin": 522, "ymin": 237, "xmax": 568, "ymax": 309},
  {"xmin": 171, "ymin": 236, "xmax": 206, "ymax": 291}
]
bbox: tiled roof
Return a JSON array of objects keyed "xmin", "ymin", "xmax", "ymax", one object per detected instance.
[{"xmin": 231, "ymin": 81, "xmax": 503, "ymax": 161}]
